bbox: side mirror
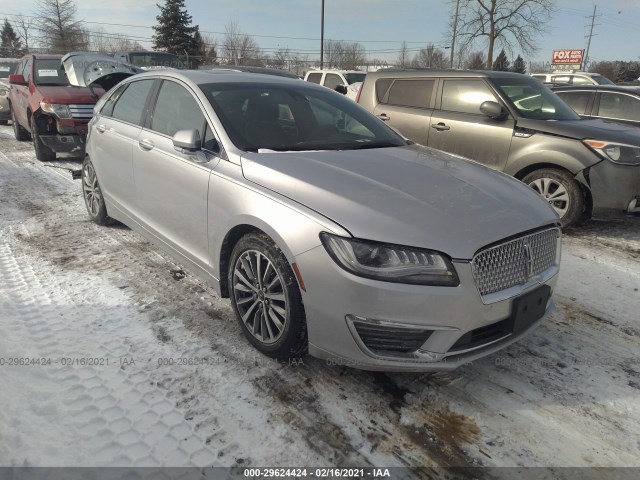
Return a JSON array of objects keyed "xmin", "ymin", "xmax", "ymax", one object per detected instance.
[
  {"xmin": 8, "ymin": 74, "xmax": 26, "ymax": 86},
  {"xmin": 173, "ymin": 129, "xmax": 201, "ymax": 153},
  {"xmin": 334, "ymin": 84, "xmax": 348, "ymax": 95},
  {"xmin": 480, "ymin": 100, "xmax": 507, "ymax": 119}
]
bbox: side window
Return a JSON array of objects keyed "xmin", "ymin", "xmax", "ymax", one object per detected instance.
[
  {"xmin": 572, "ymin": 76, "xmax": 592, "ymax": 85},
  {"xmin": 99, "ymin": 84, "xmax": 128, "ymax": 117},
  {"xmin": 441, "ymin": 79, "xmax": 498, "ymax": 115},
  {"xmin": 555, "ymin": 91, "xmax": 593, "ymax": 115},
  {"xmin": 375, "ymin": 78, "xmax": 393, "ymax": 103},
  {"xmin": 306, "ymin": 73, "xmax": 322, "ymax": 84},
  {"xmin": 386, "ymin": 79, "xmax": 434, "ymax": 109},
  {"xmin": 111, "ymin": 79, "xmax": 155, "ymax": 126},
  {"xmin": 150, "ymin": 80, "xmax": 205, "ymax": 137},
  {"xmin": 598, "ymin": 93, "xmax": 640, "ymax": 121},
  {"xmin": 323, "ymin": 73, "xmax": 343, "ymax": 90}
]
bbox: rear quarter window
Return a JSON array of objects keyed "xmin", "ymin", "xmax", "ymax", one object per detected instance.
[{"xmin": 306, "ymin": 72, "xmax": 322, "ymax": 84}]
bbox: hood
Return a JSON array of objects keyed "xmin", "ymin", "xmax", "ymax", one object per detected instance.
[
  {"xmin": 241, "ymin": 145, "xmax": 558, "ymax": 259},
  {"xmin": 37, "ymin": 85, "xmax": 102, "ymax": 104},
  {"xmin": 517, "ymin": 117, "xmax": 640, "ymax": 146},
  {"xmin": 62, "ymin": 52, "xmax": 141, "ymax": 91}
]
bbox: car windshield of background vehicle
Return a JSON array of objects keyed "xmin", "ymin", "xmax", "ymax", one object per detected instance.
[
  {"xmin": 129, "ymin": 53, "xmax": 185, "ymax": 69},
  {"xmin": 345, "ymin": 73, "xmax": 366, "ymax": 85},
  {"xmin": 201, "ymin": 83, "xmax": 407, "ymax": 152},
  {"xmin": 492, "ymin": 77, "xmax": 580, "ymax": 121},
  {"xmin": 33, "ymin": 59, "xmax": 70, "ymax": 87}
]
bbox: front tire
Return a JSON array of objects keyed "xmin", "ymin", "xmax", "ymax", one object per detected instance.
[
  {"xmin": 31, "ymin": 116, "xmax": 56, "ymax": 162},
  {"xmin": 81, "ymin": 157, "xmax": 111, "ymax": 225},
  {"xmin": 12, "ymin": 109, "xmax": 30, "ymax": 141},
  {"xmin": 523, "ymin": 168, "xmax": 584, "ymax": 228},
  {"xmin": 229, "ymin": 233, "xmax": 307, "ymax": 359}
]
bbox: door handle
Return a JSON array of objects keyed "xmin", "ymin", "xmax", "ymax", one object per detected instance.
[
  {"xmin": 138, "ymin": 139, "xmax": 154, "ymax": 151},
  {"xmin": 96, "ymin": 125, "xmax": 106, "ymax": 133},
  {"xmin": 377, "ymin": 113, "xmax": 390, "ymax": 121},
  {"xmin": 431, "ymin": 122, "xmax": 450, "ymax": 131}
]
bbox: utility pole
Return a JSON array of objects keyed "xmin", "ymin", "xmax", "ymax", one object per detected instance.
[
  {"xmin": 320, "ymin": 0, "xmax": 325, "ymax": 69},
  {"xmin": 583, "ymin": 5, "xmax": 599, "ymax": 71},
  {"xmin": 450, "ymin": 0, "xmax": 460, "ymax": 69}
]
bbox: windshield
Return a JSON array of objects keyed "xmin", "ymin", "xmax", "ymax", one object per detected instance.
[
  {"xmin": 128, "ymin": 53, "xmax": 185, "ymax": 69},
  {"xmin": 34, "ymin": 59, "xmax": 70, "ymax": 86},
  {"xmin": 200, "ymin": 82, "xmax": 407, "ymax": 152},
  {"xmin": 491, "ymin": 76, "xmax": 580, "ymax": 121},
  {"xmin": 593, "ymin": 74, "xmax": 614, "ymax": 85},
  {"xmin": 345, "ymin": 73, "xmax": 366, "ymax": 85}
]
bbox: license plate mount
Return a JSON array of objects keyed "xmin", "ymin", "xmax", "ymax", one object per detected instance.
[{"xmin": 510, "ymin": 285, "xmax": 551, "ymax": 335}]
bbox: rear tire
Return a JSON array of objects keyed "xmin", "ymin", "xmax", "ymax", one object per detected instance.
[
  {"xmin": 12, "ymin": 109, "xmax": 30, "ymax": 141},
  {"xmin": 81, "ymin": 157, "xmax": 111, "ymax": 226},
  {"xmin": 31, "ymin": 116, "xmax": 56, "ymax": 162},
  {"xmin": 229, "ymin": 233, "xmax": 307, "ymax": 359},
  {"xmin": 523, "ymin": 168, "xmax": 584, "ymax": 228}
]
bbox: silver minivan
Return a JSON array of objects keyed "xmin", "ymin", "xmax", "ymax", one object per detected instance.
[{"xmin": 357, "ymin": 70, "xmax": 640, "ymax": 227}]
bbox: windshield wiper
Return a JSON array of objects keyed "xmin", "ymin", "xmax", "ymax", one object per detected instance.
[{"xmin": 341, "ymin": 141, "xmax": 404, "ymax": 150}]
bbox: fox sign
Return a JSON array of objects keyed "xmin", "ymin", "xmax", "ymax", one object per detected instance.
[{"xmin": 552, "ymin": 49, "xmax": 584, "ymax": 65}]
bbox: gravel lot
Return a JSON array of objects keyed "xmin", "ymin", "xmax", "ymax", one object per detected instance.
[{"xmin": 0, "ymin": 123, "xmax": 638, "ymax": 469}]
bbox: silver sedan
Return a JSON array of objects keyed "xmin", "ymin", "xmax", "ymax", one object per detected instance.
[{"xmin": 83, "ymin": 70, "xmax": 561, "ymax": 371}]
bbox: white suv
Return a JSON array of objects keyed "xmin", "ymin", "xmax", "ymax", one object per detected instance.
[
  {"xmin": 531, "ymin": 72, "xmax": 614, "ymax": 86},
  {"xmin": 304, "ymin": 69, "xmax": 366, "ymax": 100}
]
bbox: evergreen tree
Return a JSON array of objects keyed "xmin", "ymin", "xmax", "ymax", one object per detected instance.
[
  {"xmin": 1, "ymin": 18, "xmax": 23, "ymax": 57},
  {"xmin": 492, "ymin": 49, "xmax": 510, "ymax": 71},
  {"xmin": 189, "ymin": 26, "xmax": 207, "ymax": 68},
  {"xmin": 511, "ymin": 54, "xmax": 526, "ymax": 74},
  {"xmin": 152, "ymin": 0, "xmax": 196, "ymax": 55}
]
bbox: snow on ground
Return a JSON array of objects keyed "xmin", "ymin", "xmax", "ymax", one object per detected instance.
[{"xmin": 0, "ymin": 123, "xmax": 639, "ymax": 468}]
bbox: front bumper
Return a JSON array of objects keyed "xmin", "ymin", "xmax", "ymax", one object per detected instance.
[
  {"xmin": 40, "ymin": 133, "xmax": 86, "ymax": 155},
  {"xmin": 296, "ymin": 245, "xmax": 559, "ymax": 372},
  {"xmin": 588, "ymin": 160, "xmax": 640, "ymax": 216}
]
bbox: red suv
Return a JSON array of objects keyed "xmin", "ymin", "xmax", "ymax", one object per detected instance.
[{"xmin": 9, "ymin": 53, "xmax": 138, "ymax": 161}]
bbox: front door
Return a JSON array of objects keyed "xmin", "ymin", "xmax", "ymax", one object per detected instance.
[
  {"xmin": 132, "ymin": 79, "xmax": 215, "ymax": 268},
  {"xmin": 427, "ymin": 78, "xmax": 514, "ymax": 171}
]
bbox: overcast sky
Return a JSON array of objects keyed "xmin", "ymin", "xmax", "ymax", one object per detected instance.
[{"xmin": 1, "ymin": 0, "xmax": 639, "ymax": 66}]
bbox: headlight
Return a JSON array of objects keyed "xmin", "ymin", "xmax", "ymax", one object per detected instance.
[
  {"xmin": 320, "ymin": 233, "xmax": 459, "ymax": 286},
  {"xmin": 583, "ymin": 140, "xmax": 640, "ymax": 166},
  {"xmin": 40, "ymin": 102, "xmax": 72, "ymax": 119}
]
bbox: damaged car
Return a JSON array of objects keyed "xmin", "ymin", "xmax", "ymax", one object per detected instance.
[
  {"xmin": 8, "ymin": 52, "xmax": 139, "ymax": 161},
  {"xmin": 82, "ymin": 70, "xmax": 562, "ymax": 371}
]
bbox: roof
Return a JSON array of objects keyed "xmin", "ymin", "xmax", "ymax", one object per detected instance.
[
  {"xmin": 551, "ymin": 85, "xmax": 640, "ymax": 94},
  {"xmin": 369, "ymin": 68, "xmax": 530, "ymax": 79},
  {"xmin": 128, "ymin": 69, "xmax": 310, "ymax": 86}
]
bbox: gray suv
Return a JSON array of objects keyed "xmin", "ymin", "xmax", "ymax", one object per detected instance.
[{"xmin": 357, "ymin": 69, "xmax": 640, "ymax": 227}]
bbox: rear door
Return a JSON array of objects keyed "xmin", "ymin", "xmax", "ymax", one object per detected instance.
[
  {"xmin": 372, "ymin": 77, "xmax": 436, "ymax": 146},
  {"xmin": 132, "ymin": 79, "xmax": 218, "ymax": 268},
  {"xmin": 427, "ymin": 78, "xmax": 514, "ymax": 170},
  {"xmin": 91, "ymin": 79, "xmax": 156, "ymax": 213}
]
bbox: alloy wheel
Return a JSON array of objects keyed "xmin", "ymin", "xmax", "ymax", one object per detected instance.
[
  {"xmin": 232, "ymin": 249, "xmax": 287, "ymax": 344},
  {"xmin": 528, "ymin": 177, "xmax": 569, "ymax": 217},
  {"xmin": 82, "ymin": 162, "xmax": 103, "ymax": 217}
]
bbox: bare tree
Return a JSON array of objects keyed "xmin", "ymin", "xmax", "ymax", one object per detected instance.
[
  {"xmin": 202, "ymin": 33, "xmax": 218, "ymax": 65},
  {"xmin": 454, "ymin": 0, "xmax": 554, "ymax": 69},
  {"xmin": 35, "ymin": 0, "xmax": 87, "ymax": 53},
  {"xmin": 272, "ymin": 47, "xmax": 290, "ymax": 69},
  {"xmin": 221, "ymin": 20, "xmax": 262, "ymax": 66},
  {"xmin": 412, "ymin": 44, "xmax": 447, "ymax": 68},
  {"xmin": 465, "ymin": 50, "xmax": 487, "ymax": 69},
  {"xmin": 86, "ymin": 27, "xmax": 143, "ymax": 54},
  {"xmin": 396, "ymin": 41, "xmax": 409, "ymax": 68},
  {"xmin": 14, "ymin": 14, "xmax": 35, "ymax": 53}
]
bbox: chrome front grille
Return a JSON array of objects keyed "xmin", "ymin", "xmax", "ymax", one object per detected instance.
[
  {"xmin": 471, "ymin": 228, "xmax": 560, "ymax": 297},
  {"xmin": 69, "ymin": 104, "xmax": 94, "ymax": 119}
]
